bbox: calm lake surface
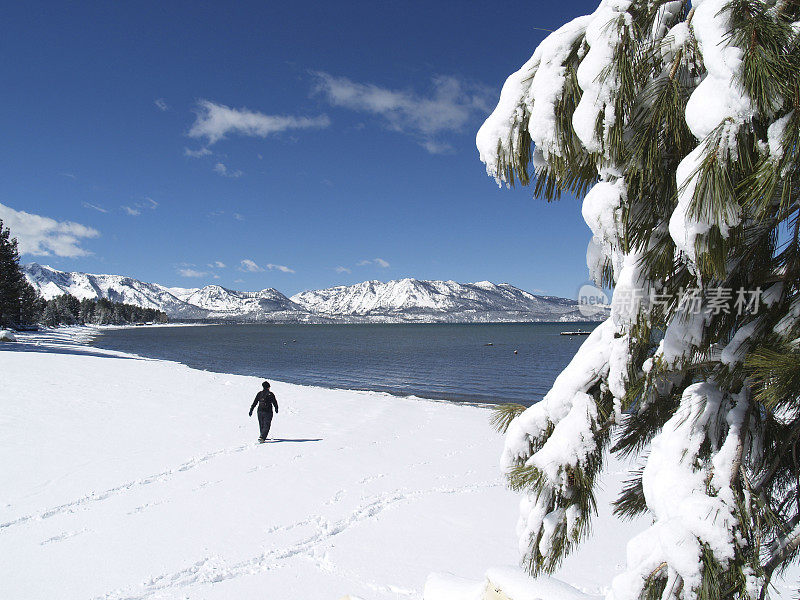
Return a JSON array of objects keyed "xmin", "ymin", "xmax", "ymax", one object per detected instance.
[{"xmin": 90, "ymin": 322, "xmax": 597, "ymax": 406}]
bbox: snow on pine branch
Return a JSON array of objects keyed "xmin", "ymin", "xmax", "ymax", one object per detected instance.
[
  {"xmin": 483, "ymin": 0, "xmax": 647, "ymax": 579},
  {"xmin": 503, "ymin": 320, "xmax": 625, "ymax": 571},
  {"xmin": 476, "ymin": 0, "xmax": 800, "ymax": 597},
  {"xmin": 671, "ymin": 0, "xmax": 752, "ymax": 272},
  {"xmin": 476, "ymin": 14, "xmax": 591, "ymax": 185},
  {"xmin": 571, "ymin": 0, "xmax": 632, "ymax": 155},
  {"xmin": 610, "ymin": 386, "xmax": 753, "ymax": 600}
]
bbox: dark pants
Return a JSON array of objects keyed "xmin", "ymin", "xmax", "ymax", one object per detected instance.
[{"xmin": 257, "ymin": 409, "xmax": 273, "ymax": 440}]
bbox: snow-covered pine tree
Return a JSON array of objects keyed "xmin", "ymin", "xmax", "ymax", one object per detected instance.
[{"xmin": 477, "ymin": 1, "xmax": 800, "ymax": 599}]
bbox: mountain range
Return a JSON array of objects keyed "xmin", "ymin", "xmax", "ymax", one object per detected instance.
[{"xmin": 22, "ymin": 263, "xmax": 607, "ymax": 323}]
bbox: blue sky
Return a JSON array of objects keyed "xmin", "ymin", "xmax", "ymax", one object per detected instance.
[{"xmin": 0, "ymin": 0, "xmax": 600, "ymax": 298}]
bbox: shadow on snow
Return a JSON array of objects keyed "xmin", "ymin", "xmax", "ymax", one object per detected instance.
[{"xmin": 264, "ymin": 438, "xmax": 323, "ymax": 443}]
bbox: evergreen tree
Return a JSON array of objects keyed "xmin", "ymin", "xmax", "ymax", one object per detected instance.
[
  {"xmin": 478, "ymin": 1, "xmax": 800, "ymax": 599},
  {"xmin": 79, "ymin": 298, "xmax": 94, "ymax": 324},
  {"xmin": 0, "ymin": 219, "xmax": 33, "ymax": 327},
  {"xmin": 19, "ymin": 281, "xmax": 44, "ymax": 325},
  {"xmin": 40, "ymin": 300, "xmax": 61, "ymax": 328}
]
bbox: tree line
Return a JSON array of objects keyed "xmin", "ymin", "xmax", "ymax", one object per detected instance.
[{"xmin": 0, "ymin": 219, "xmax": 168, "ymax": 329}]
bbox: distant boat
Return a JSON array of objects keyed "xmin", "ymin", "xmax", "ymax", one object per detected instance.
[{"xmin": 560, "ymin": 329, "xmax": 590, "ymax": 336}]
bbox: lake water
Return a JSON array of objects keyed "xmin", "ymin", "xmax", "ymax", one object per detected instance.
[{"xmin": 90, "ymin": 322, "xmax": 596, "ymax": 406}]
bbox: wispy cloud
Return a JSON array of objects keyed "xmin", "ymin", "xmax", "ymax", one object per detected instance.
[
  {"xmin": 122, "ymin": 197, "xmax": 159, "ymax": 217},
  {"xmin": 356, "ymin": 257, "xmax": 390, "ymax": 268},
  {"xmin": 189, "ymin": 99, "xmax": 331, "ymax": 145},
  {"xmin": 421, "ymin": 140, "xmax": 453, "ymax": 155},
  {"xmin": 184, "ymin": 146, "xmax": 212, "ymax": 158},
  {"xmin": 207, "ymin": 210, "xmax": 245, "ymax": 221},
  {"xmin": 335, "ymin": 266, "xmax": 351, "ymax": 274},
  {"xmin": 267, "ymin": 263, "xmax": 295, "ymax": 273},
  {"xmin": 0, "ymin": 202, "xmax": 99, "ymax": 257},
  {"xmin": 310, "ymin": 71, "xmax": 493, "ymax": 153},
  {"xmin": 239, "ymin": 259, "xmax": 263, "ymax": 272},
  {"xmin": 238, "ymin": 259, "xmax": 295, "ymax": 273},
  {"xmin": 213, "ymin": 162, "xmax": 243, "ymax": 178},
  {"xmin": 178, "ymin": 268, "xmax": 208, "ymax": 278},
  {"xmin": 60, "ymin": 172, "xmax": 77, "ymax": 180},
  {"xmin": 82, "ymin": 202, "xmax": 108, "ymax": 213},
  {"xmin": 208, "ymin": 261, "xmax": 226, "ymax": 269},
  {"xmin": 154, "ymin": 98, "xmax": 169, "ymax": 112}
]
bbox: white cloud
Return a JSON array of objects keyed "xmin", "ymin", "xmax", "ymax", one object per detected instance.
[
  {"xmin": 178, "ymin": 268, "xmax": 208, "ymax": 278},
  {"xmin": 122, "ymin": 205, "xmax": 141, "ymax": 216},
  {"xmin": 0, "ymin": 202, "xmax": 99, "ymax": 258},
  {"xmin": 184, "ymin": 146, "xmax": 212, "ymax": 158},
  {"xmin": 144, "ymin": 197, "xmax": 159, "ymax": 209},
  {"xmin": 60, "ymin": 172, "xmax": 77, "ymax": 180},
  {"xmin": 189, "ymin": 99, "xmax": 331, "ymax": 145},
  {"xmin": 82, "ymin": 202, "xmax": 108, "ymax": 213},
  {"xmin": 233, "ymin": 212, "xmax": 244, "ymax": 221},
  {"xmin": 209, "ymin": 261, "xmax": 226, "ymax": 269},
  {"xmin": 310, "ymin": 72, "xmax": 493, "ymax": 153},
  {"xmin": 239, "ymin": 259, "xmax": 263, "ymax": 272},
  {"xmin": 154, "ymin": 98, "xmax": 169, "ymax": 111},
  {"xmin": 356, "ymin": 258, "xmax": 390, "ymax": 268},
  {"xmin": 266, "ymin": 263, "xmax": 295, "ymax": 273},
  {"xmin": 238, "ymin": 258, "xmax": 294, "ymax": 273},
  {"xmin": 213, "ymin": 163, "xmax": 243, "ymax": 178},
  {"xmin": 335, "ymin": 266, "xmax": 351, "ymax": 274}
]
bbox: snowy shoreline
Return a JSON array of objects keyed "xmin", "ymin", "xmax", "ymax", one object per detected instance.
[{"xmin": 14, "ymin": 324, "xmax": 502, "ymax": 409}]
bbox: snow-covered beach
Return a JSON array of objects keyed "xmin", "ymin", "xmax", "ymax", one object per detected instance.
[
  {"xmin": 1, "ymin": 330, "xmax": 522, "ymax": 599},
  {"xmin": 3, "ymin": 330, "xmax": 797, "ymax": 599}
]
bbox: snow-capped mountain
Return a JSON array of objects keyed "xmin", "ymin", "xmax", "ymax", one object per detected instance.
[
  {"xmin": 22, "ymin": 265, "xmax": 307, "ymax": 322},
  {"xmin": 22, "ymin": 263, "xmax": 208, "ymax": 319},
  {"xmin": 173, "ymin": 284, "xmax": 304, "ymax": 318},
  {"xmin": 290, "ymin": 278, "xmax": 601, "ymax": 322},
  {"xmin": 163, "ymin": 286, "xmax": 198, "ymax": 303},
  {"xmin": 22, "ymin": 264, "xmax": 606, "ymax": 322}
]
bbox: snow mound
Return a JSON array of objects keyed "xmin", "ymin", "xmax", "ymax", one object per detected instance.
[
  {"xmin": 0, "ymin": 330, "xmax": 16, "ymax": 342},
  {"xmin": 424, "ymin": 568, "xmax": 602, "ymax": 600},
  {"xmin": 424, "ymin": 572, "xmax": 485, "ymax": 600}
]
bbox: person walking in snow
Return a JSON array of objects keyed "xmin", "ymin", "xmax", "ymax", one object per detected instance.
[{"xmin": 249, "ymin": 381, "xmax": 279, "ymax": 443}]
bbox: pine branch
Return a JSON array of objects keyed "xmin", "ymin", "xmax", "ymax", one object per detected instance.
[
  {"xmin": 765, "ymin": 519, "xmax": 800, "ymax": 577},
  {"xmin": 490, "ymin": 403, "xmax": 528, "ymax": 434},
  {"xmin": 729, "ymin": 403, "xmax": 752, "ymax": 489},
  {"xmin": 613, "ymin": 468, "xmax": 648, "ymax": 519},
  {"xmin": 668, "ymin": 7, "xmax": 696, "ymax": 80}
]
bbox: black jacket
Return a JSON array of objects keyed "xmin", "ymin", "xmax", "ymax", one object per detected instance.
[{"xmin": 250, "ymin": 390, "xmax": 279, "ymax": 415}]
